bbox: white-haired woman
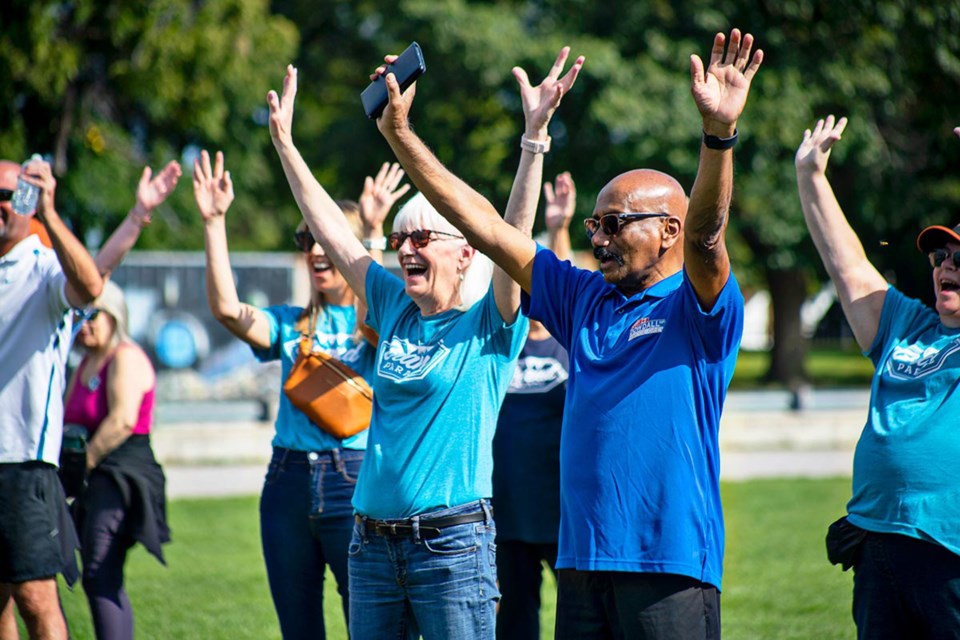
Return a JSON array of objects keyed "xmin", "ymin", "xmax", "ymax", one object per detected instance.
[
  {"xmin": 63, "ymin": 280, "xmax": 169, "ymax": 640},
  {"xmin": 267, "ymin": 46, "xmax": 579, "ymax": 636}
]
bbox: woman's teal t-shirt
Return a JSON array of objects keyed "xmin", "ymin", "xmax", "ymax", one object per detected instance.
[
  {"xmin": 352, "ymin": 263, "xmax": 528, "ymax": 519},
  {"xmin": 252, "ymin": 303, "xmax": 375, "ymax": 452},
  {"xmin": 848, "ymin": 286, "xmax": 960, "ymax": 555}
]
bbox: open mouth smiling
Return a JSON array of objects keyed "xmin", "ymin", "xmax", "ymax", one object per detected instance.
[
  {"xmin": 403, "ymin": 261, "xmax": 427, "ymax": 278},
  {"xmin": 311, "ymin": 260, "xmax": 332, "ymax": 273}
]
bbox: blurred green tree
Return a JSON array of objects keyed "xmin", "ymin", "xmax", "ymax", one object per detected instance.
[
  {"xmin": 5, "ymin": 0, "xmax": 960, "ymax": 385},
  {"xmin": 1, "ymin": 0, "xmax": 298, "ymax": 249}
]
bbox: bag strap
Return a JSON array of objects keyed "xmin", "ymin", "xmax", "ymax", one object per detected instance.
[
  {"xmin": 296, "ymin": 304, "xmax": 319, "ymax": 358},
  {"xmin": 311, "ymin": 349, "xmax": 373, "ymax": 400}
]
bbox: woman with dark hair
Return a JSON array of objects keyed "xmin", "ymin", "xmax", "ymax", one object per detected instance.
[{"xmin": 192, "ymin": 149, "xmax": 406, "ymax": 639}]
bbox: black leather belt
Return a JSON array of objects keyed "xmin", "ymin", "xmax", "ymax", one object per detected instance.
[{"xmin": 358, "ymin": 510, "xmax": 487, "ymax": 540}]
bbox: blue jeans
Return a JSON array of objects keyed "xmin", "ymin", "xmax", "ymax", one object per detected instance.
[
  {"xmin": 260, "ymin": 447, "xmax": 362, "ymax": 640},
  {"xmin": 348, "ymin": 500, "xmax": 499, "ymax": 640}
]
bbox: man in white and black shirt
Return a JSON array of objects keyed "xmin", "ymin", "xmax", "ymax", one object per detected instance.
[{"xmin": 0, "ymin": 157, "xmax": 103, "ymax": 639}]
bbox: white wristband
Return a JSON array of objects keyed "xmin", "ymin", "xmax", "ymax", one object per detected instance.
[
  {"xmin": 520, "ymin": 134, "xmax": 551, "ymax": 154},
  {"xmin": 362, "ymin": 237, "xmax": 387, "ymax": 251}
]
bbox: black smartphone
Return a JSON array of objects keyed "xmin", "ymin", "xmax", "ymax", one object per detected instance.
[{"xmin": 361, "ymin": 42, "xmax": 426, "ymax": 119}]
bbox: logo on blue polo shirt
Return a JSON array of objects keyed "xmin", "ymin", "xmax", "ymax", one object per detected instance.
[
  {"xmin": 886, "ymin": 339, "xmax": 960, "ymax": 380},
  {"xmin": 377, "ymin": 337, "xmax": 450, "ymax": 382},
  {"xmin": 628, "ymin": 316, "xmax": 666, "ymax": 341}
]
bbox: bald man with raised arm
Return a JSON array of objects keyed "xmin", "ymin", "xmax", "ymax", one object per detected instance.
[
  {"xmin": 374, "ymin": 30, "xmax": 763, "ymax": 638},
  {"xmin": 1, "ymin": 157, "xmax": 104, "ymax": 640}
]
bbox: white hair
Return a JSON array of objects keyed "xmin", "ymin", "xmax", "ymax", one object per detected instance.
[{"xmin": 394, "ymin": 192, "xmax": 493, "ymax": 310}]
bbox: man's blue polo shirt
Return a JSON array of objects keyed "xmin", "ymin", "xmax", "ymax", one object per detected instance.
[{"xmin": 521, "ymin": 246, "xmax": 743, "ymax": 589}]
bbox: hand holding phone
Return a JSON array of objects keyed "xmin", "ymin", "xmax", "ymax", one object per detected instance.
[{"xmin": 361, "ymin": 42, "xmax": 426, "ymax": 120}]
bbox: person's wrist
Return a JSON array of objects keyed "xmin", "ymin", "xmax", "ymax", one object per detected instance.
[
  {"xmin": 203, "ymin": 215, "xmax": 227, "ymax": 229},
  {"xmin": 362, "ymin": 236, "xmax": 387, "ymax": 250},
  {"xmin": 796, "ymin": 165, "xmax": 827, "ymax": 179},
  {"xmin": 520, "ymin": 133, "xmax": 551, "ymax": 154},
  {"xmin": 383, "ymin": 122, "xmax": 412, "ymax": 142},
  {"xmin": 129, "ymin": 203, "xmax": 150, "ymax": 226},
  {"xmin": 702, "ymin": 128, "xmax": 738, "ymax": 151},
  {"xmin": 524, "ymin": 123, "xmax": 549, "ymax": 140},
  {"xmin": 702, "ymin": 118, "xmax": 737, "ymax": 138},
  {"xmin": 271, "ymin": 133, "xmax": 294, "ymax": 152}
]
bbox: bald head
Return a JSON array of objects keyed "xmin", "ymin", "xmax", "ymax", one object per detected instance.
[
  {"xmin": 596, "ymin": 169, "xmax": 688, "ymax": 221},
  {"xmin": 0, "ymin": 160, "xmax": 20, "ymax": 191},
  {"xmin": 0, "ymin": 159, "xmax": 31, "ymax": 255}
]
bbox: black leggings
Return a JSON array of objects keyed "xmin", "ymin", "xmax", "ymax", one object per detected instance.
[{"xmin": 80, "ymin": 473, "xmax": 135, "ymax": 640}]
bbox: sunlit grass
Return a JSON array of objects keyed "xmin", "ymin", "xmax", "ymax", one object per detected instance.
[{"xmin": 44, "ymin": 478, "xmax": 854, "ymax": 639}]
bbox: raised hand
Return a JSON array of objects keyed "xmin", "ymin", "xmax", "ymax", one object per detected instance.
[
  {"xmin": 267, "ymin": 65, "xmax": 298, "ymax": 147},
  {"xmin": 544, "ymin": 172, "xmax": 576, "ymax": 231},
  {"xmin": 132, "ymin": 160, "xmax": 182, "ymax": 226},
  {"xmin": 20, "ymin": 158, "xmax": 57, "ymax": 219},
  {"xmin": 192, "ymin": 150, "xmax": 235, "ymax": 222},
  {"xmin": 375, "ymin": 56, "xmax": 418, "ymax": 136},
  {"xmin": 795, "ymin": 115, "xmax": 848, "ymax": 175},
  {"xmin": 690, "ymin": 29, "xmax": 763, "ymax": 131},
  {"xmin": 359, "ymin": 162, "xmax": 410, "ymax": 231},
  {"xmin": 513, "ymin": 47, "xmax": 585, "ymax": 138}
]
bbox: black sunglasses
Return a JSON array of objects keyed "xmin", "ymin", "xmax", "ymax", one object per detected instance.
[
  {"xmin": 294, "ymin": 230, "xmax": 316, "ymax": 253},
  {"xmin": 0, "ymin": 189, "xmax": 13, "ymax": 203},
  {"xmin": 584, "ymin": 212, "xmax": 669, "ymax": 238},
  {"xmin": 388, "ymin": 229, "xmax": 464, "ymax": 251},
  {"xmin": 929, "ymin": 248, "xmax": 960, "ymax": 269}
]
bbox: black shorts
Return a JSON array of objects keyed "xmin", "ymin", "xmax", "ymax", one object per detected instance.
[{"xmin": 0, "ymin": 461, "xmax": 76, "ymax": 583}]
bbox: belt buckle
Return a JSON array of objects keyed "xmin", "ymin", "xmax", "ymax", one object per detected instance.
[{"xmin": 375, "ymin": 521, "xmax": 400, "ymax": 537}]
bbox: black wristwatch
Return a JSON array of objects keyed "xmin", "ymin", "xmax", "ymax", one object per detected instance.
[{"xmin": 702, "ymin": 128, "xmax": 739, "ymax": 150}]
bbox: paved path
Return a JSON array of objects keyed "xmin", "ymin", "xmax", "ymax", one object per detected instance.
[{"xmin": 157, "ymin": 390, "xmax": 870, "ymax": 498}]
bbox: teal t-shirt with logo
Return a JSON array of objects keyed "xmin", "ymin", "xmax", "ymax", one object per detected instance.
[
  {"xmin": 847, "ymin": 286, "xmax": 960, "ymax": 555},
  {"xmin": 352, "ymin": 263, "xmax": 528, "ymax": 519},
  {"xmin": 252, "ymin": 303, "xmax": 375, "ymax": 452}
]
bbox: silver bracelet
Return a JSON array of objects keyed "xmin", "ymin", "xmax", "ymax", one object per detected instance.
[
  {"xmin": 520, "ymin": 134, "xmax": 551, "ymax": 154},
  {"xmin": 362, "ymin": 236, "xmax": 387, "ymax": 250}
]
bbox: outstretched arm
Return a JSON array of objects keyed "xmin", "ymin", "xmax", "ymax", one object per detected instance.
[
  {"xmin": 495, "ymin": 48, "xmax": 585, "ymax": 320},
  {"xmin": 194, "ymin": 150, "xmax": 273, "ymax": 350},
  {"xmin": 268, "ymin": 65, "xmax": 372, "ymax": 306},
  {"xmin": 796, "ymin": 116, "xmax": 886, "ymax": 350},
  {"xmin": 22, "ymin": 159, "xmax": 103, "ymax": 307},
  {"xmin": 95, "ymin": 161, "xmax": 181, "ymax": 278},
  {"xmin": 543, "ymin": 172, "xmax": 576, "ymax": 262},
  {"xmin": 376, "ymin": 47, "xmax": 583, "ymax": 318},
  {"xmin": 687, "ymin": 29, "xmax": 763, "ymax": 310},
  {"xmin": 358, "ymin": 161, "xmax": 410, "ymax": 266}
]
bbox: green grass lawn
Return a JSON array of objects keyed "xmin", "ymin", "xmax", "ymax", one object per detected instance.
[
  {"xmin": 45, "ymin": 477, "xmax": 855, "ymax": 639},
  {"xmin": 732, "ymin": 348, "xmax": 875, "ymax": 388}
]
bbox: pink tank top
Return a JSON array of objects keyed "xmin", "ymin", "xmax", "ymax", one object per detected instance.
[{"xmin": 63, "ymin": 346, "xmax": 155, "ymax": 435}]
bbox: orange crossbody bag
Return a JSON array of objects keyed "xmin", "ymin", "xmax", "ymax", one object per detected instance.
[{"xmin": 282, "ymin": 306, "xmax": 373, "ymax": 439}]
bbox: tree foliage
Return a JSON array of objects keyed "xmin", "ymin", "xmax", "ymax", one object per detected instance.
[
  {"xmin": 5, "ymin": 0, "xmax": 960, "ymax": 383},
  {"xmin": 1, "ymin": 0, "xmax": 298, "ymax": 249}
]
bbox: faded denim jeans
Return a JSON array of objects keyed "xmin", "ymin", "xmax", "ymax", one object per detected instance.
[{"xmin": 348, "ymin": 499, "xmax": 499, "ymax": 639}]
